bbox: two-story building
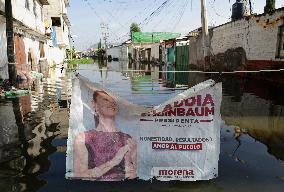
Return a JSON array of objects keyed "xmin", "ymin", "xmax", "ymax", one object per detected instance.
[
  {"xmin": 0, "ymin": 0, "xmax": 50, "ymax": 79},
  {"xmin": 0, "ymin": 0, "xmax": 71, "ymax": 80},
  {"xmin": 43, "ymin": 0, "xmax": 70, "ymax": 66}
]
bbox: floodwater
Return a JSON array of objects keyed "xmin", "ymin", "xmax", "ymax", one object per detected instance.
[{"xmin": 0, "ymin": 61, "xmax": 284, "ymax": 192}]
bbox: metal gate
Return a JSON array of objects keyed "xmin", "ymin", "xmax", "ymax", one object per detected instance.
[{"xmin": 175, "ymin": 45, "xmax": 189, "ymax": 85}]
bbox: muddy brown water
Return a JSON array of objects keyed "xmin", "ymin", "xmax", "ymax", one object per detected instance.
[{"xmin": 0, "ymin": 61, "xmax": 284, "ymax": 192}]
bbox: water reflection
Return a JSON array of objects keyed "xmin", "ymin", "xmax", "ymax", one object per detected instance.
[
  {"xmin": 0, "ymin": 60, "xmax": 283, "ymax": 191},
  {"xmin": 0, "ymin": 68, "xmax": 71, "ymax": 191}
]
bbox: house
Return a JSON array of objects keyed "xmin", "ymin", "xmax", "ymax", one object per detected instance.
[
  {"xmin": 0, "ymin": 0, "xmax": 50, "ymax": 79},
  {"xmin": 0, "ymin": 0, "xmax": 71, "ymax": 80},
  {"xmin": 43, "ymin": 0, "xmax": 71, "ymax": 66},
  {"xmin": 129, "ymin": 32, "xmax": 181, "ymax": 64},
  {"xmin": 187, "ymin": 6, "xmax": 284, "ymax": 71},
  {"xmin": 210, "ymin": 7, "xmax": 284, "ymax": 71}
]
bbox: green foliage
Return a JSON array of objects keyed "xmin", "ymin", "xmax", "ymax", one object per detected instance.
[
  {"xmin": 130, "ymin": 23, "xmax": 141, "ymax": 36},
  {"xmin": 66, "ymin": 47, "xmax": 76, "ymax": 60},
  {"xmin": 67, "ymin": 58, "xmax": 94, "ymax": 69},
  {"xmin": 96, "ymin": 48, "xmax": 106, "ymax": 55}
]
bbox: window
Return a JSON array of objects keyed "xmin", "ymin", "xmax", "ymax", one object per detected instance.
[
  {"xmin": 25, "ymin": 0, "xmax": 30, "ymax": 10},
  {"xmin": 51, "ymin": 17, "xmax": 61, "ymax": 27}
]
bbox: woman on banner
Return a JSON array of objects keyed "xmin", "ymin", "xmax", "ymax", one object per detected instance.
[{"xmin": 73, "ymin": 90, "xmax": 137, "ymax": 181}]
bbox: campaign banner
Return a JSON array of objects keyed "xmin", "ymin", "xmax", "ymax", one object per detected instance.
[{"xmin": 66, "ymin": 75, "xmax": 222, "ymax": 181}]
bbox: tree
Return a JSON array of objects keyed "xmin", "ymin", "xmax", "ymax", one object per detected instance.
[{"xmin": 130, "ymin": 23, "xmax": 141, "ymax": 37}]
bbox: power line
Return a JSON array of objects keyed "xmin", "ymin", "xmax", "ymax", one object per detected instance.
[
  {"xmin": 171, "ymin": 0, "xmax": 190, "ymax": 32},
  {"xmin": 82, "ymin": 0, "xmax": 124, "ymax": 43}
]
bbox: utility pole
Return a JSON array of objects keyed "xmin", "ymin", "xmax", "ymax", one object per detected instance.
[
  {"xmin": 101, "ymin": 23, "xmax": 109, "ymax": 60},
  {"xmin": 5, "ymin": 0, "xmax": 17, "ymax": 85},
  {"xmin": 201, "ymin": 0, "xmax": 209, "ymax": 70},
  {"xmin": 248, "ymin": 0, "xmax": 253, "ymax": 15}
]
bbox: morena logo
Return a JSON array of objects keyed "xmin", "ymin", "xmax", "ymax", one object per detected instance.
[{"xmin": 158, "ymin": 169, "xmax": 194, "ymax": 176}]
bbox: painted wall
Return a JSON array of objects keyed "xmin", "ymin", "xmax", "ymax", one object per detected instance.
[
  {"xmin": 12, "ymin": 0, "xmax": 45, "ymax": 34},
  {"xmin": 150, "ymin": 43, "xmax": 160, "ymax": 61},
  {"xmin": 43, "ymin": 0, "xmax": 70, "ymax": 48},
  {"xmin": 211, "ymin": 9, "xmax": 284, "ymax": 61},
  {"xmin": 0, "ymin": 20, "xmax": 8, "ymax": 79},
  {"xmin": 0, "ymin": 0, "xmax": 4, "ymax": 12},
  {"xmin": 108, "ymin": 46, "xmax": 120, "ymax": 59},
  {"xmin": 23, "ymin": 36, "xmax": 40, "ymax": 69},
  {"xmin": 188, "ymin": 35, "xmax": 203, "ymax": 67},
  {"xmin": 48, "ymin": 46, "xmax": 65, "ymax": 65},
  {"xmin": 61, "ymin": 20, "xmax": 70, "ymax": 48},
  {"xmin": 43, "ymin": 0, "xmax": 65, "ymax": 16},
  {"xmin": 120, "ymin": 45, "xmax": 128, "ymax": 61}
]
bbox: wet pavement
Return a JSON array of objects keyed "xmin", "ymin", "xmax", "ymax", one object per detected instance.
[{"xmin": 0, "ymin": 61, "xmax": 284, "ymax": 192}]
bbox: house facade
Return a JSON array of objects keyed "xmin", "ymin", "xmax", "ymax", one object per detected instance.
[
  {"xmin": 0, "ymin": 0, "xmax": 50, "ymax": 79},
  {"xmin": 210, "ymin": 7, "xmax": 284, "ymax": 71},
  {"xmin": 0, "ymin": 0, "xmax": 71, "ymax": 80},
  {"xmin": 43, "ymin": 0, "xmax": 70, "ymax": 66}
]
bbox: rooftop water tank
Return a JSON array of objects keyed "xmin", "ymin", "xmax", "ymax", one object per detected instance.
[{"xmin": 232, "ymin": 0, "xmax": 246, "ymax": 21}]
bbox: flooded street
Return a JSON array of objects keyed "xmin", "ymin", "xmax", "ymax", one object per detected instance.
[{"xmin": 0, "ymin": 61, "xmax": 284, "ymax": 192}]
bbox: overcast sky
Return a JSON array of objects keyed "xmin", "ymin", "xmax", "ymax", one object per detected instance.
[{"xmin": 68, "ymin": 0, "xmax": 284, "ymax": 51}]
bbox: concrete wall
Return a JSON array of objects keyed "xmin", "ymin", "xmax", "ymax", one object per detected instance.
[
  {"xmin": 43, "ymin": 0, "xmax": 70, "ymax": 47},
  {"xmin": 108, "ymin": 46, "xmax": 120, "ymax": 59},
  {"xmin": 120, "ymin": 45, "xmax": 128, "ymax": 61},
  {"xmin": 61, "ymin": 20, "xmax": 70, "ymax": 48},
  {"xmin": 12, "ymin": 0, "xmax": 45, "ymax": 34},
  {"xmin": 211, "ymin": 9, "xmax": 284, "ymax": 61},
  {"xmin": 23, "ymin": 36, "xmax": 40, "ymax": 67},
  {"xmin": 0, "ymin": 20, "xmax": 8, "ymax": 79},
  {"xmin": 0, "ymin": 0, "xmax": 71, "ymax": 79},
  {"xmin": 0, "ymin": 0, "xmax": 48, "ymax": 77},
  {"xmin": 188, "ymin": 35, "xmax": 203, "ymax": 67},
  {"xmin": 48, "ymin": 46, "xmax": 65, "ymax": 65},
  {"xmin": 0, "ymin": 0, "xmax": 4, "ymax": 12},
  {"xmin": 150, "ymin": 43, "xmax": 160, "ymax": 61},
  {"xmin": 43, "ymin": 0, "xmax": 64, "ymax": 16}
]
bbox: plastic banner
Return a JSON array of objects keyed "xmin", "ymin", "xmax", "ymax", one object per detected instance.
[
  {"xmin": 132, "ymin": 32, "xmax": 181, "ymax": 43},
  {"xmin": 66, "ymin": 75, "xmax": 222, "ymax": 181}
]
